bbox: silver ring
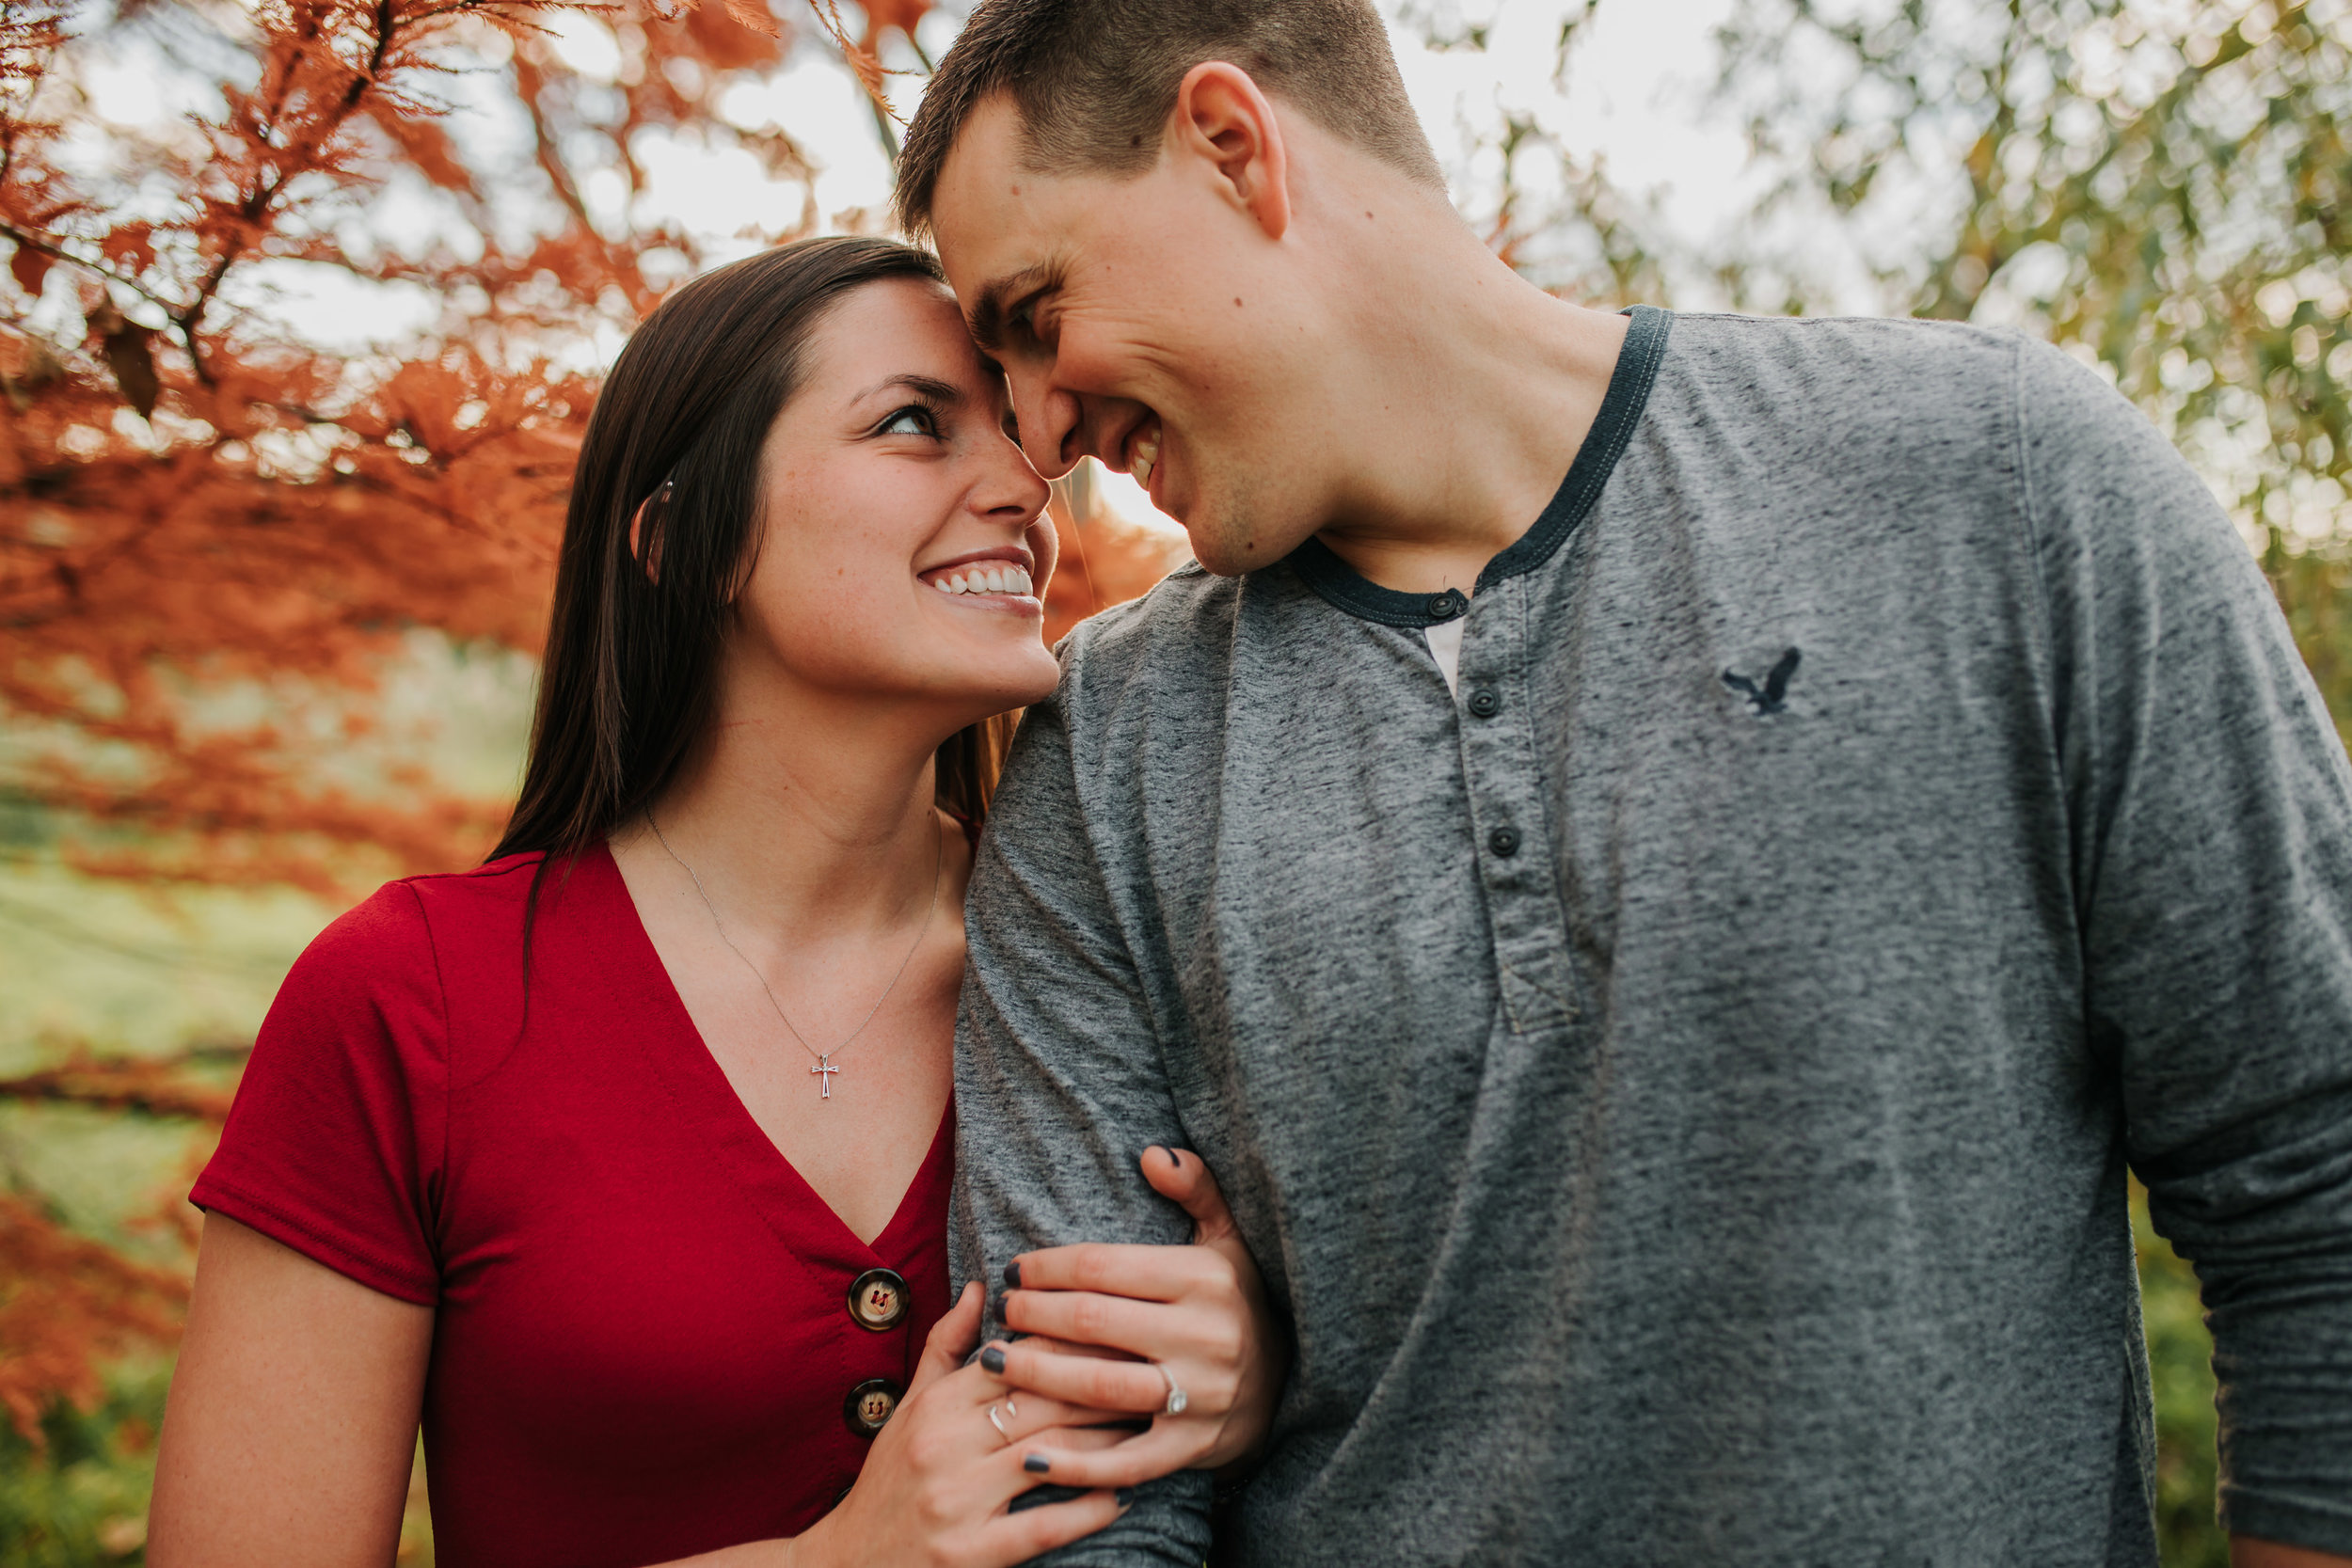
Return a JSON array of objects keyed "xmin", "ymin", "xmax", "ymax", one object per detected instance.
[
  {"xmin": 987, "ymin": 1402, "xmax": 1012, "ymax": 1439},
  {"xmin": 1155, "ymin": 1363, "xmax": 1188, "ymax": 1417}
]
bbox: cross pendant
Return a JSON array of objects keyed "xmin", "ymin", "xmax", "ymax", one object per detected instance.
[{"xmin": 811, "ymin": 1055, "xmax": 840, "ymax": 1100}]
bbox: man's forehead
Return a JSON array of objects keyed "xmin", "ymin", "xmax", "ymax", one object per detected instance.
[
  {"xmin": 929, "ymin": 97, "xmax": 1109, "ymax": 261},
  {"xmin": 930, "ymin": 103, "xmax": 1059, "ymax": 335},
  {"xmin": 930, "ymin": 96, "xmax": 1034, "ymax": 237}
]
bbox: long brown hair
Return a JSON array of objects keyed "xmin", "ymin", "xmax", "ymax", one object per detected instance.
[{"xmin": 494, "ymin": 236, "xmax": 1014, "ymax": 891}]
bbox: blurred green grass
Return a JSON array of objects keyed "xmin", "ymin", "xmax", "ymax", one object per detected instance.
[{"xmin": 2137, "ymin": 1186, "xmax": 2229, "ymax": 1568}]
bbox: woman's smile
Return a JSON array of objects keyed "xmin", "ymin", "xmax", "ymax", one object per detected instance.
[{"xmin": 919, "ymin": 546, "xmax": 1040, "ymax": 609}]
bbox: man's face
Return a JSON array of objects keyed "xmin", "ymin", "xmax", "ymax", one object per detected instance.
[{"xmin": 929, "ymin": 94, "xmax": 1337, "ymax": 575}]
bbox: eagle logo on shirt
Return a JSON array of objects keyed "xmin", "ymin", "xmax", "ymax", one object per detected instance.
[{"xmin": 1722, "ymin": 648, "xmax": 1802, "ymax": 716}]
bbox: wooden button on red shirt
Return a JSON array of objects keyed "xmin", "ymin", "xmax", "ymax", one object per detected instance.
[{"xmin": 192, "ymin": 847, "xmax": 952, "ymax": 1568}]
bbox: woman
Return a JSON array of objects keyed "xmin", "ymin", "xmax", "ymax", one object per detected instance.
[{"xmin": 149, "ymin": 236, "xmax": 1279, "ymax": 1568}]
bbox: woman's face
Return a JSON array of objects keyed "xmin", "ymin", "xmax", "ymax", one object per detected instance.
[{"xmin": 732, "ymin": 276, "xmax": 1061, "ymax": 726}]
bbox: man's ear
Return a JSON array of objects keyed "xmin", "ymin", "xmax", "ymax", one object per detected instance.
[{"xmin": 1171, "ymin": 61, "xmax": 1291, "ymax": 242}]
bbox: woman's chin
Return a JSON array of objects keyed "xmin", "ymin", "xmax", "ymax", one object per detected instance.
[
  {"xmin": 931, "ymin": 651, "xmax": 1060, "ymax": 716},
  {"xmin": 995, "ymin": 655, "xmax": 1063, "ymax": 708}
]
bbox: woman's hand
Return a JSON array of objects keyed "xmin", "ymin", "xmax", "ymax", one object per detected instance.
[
  {"xmin": 982, "ymin": 1148, "xmax": 1285, "ymax": 1491},
  {"xmin": 794, "ymin": 1282, "xmax": 1133, "ymax": 1568}
]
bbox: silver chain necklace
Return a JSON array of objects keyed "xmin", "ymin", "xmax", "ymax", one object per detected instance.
[{"xmin": 646, "ymin": 810, "xmax": 942, "ymax": 1100}]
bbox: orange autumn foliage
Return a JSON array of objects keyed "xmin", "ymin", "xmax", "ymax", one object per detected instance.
[{"xmin": 0, "ymin": 1189, "xmax": 190, "ymax": 1449}]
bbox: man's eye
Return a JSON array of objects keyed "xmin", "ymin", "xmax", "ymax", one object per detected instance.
[{"xmin": 878, "ymin": 406, "xmax": 936, "ymax": 437}]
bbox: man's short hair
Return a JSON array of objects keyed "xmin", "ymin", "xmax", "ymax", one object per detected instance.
[{"xmin": 894, "ymin": 0, "xmax": 1445, "ymax": 238}]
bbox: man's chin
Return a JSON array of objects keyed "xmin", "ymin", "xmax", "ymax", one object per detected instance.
[{"xmin": 1182, "ymin": 502, "xmax": 1311, "ymax": 578}]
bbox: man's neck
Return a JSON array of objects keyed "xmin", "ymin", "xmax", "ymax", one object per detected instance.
[
  {"xmin": 626, "ymin": 661, "xmax": 947, "ymax": 949},
  {"xmin": 1308, "ymin": 205, "xmax": 1631, "ymax": 596}
]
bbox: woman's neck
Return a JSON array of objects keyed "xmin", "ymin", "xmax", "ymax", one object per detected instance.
[{"xmin": 628, "ymin": 675, "xmax": 951, "ymax": 948}]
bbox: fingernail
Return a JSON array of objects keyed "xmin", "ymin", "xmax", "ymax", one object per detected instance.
[
  {"xmin": 1003, "ymin": 1259, "xmax": 1023, "ymax": 1288},
  {"xmin": 1116, "ymin": 1487, "xmax": 1136, "ymax": 1509},
  {"xmin": 1024, "ymin": 1453, "xmax": 1051, "ymax": 1474},
  {"xmin": 980, "ymin": 1344, "xmax": 1007, "ymax": 1374},
  {"xmin": 1165, "ymin": 1147, "xmax": 1182, "ymax": 1169}
]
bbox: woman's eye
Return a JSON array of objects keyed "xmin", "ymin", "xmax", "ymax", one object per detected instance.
[{"xmin": 878, "ymin": 406, "xmax": 935, "ymax": 437}]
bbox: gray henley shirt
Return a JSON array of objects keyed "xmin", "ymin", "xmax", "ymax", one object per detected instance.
[{"xmin": 952, "ymin": 309, "xmax": 2352, "ymax": 1565}]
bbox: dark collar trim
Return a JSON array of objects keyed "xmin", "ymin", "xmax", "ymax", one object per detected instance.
[{"xmin": 1283, "ymin": 304, "xmax": 1673, "ymax": 630}]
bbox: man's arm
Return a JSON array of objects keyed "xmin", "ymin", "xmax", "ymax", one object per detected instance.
[
  {"xmin": 953, "ymin": 676, "xmax": 1214, "ymax": 1566},
  {"xmin": 2020, "ymin": 341, "xmax": 2352, "ymax": 1560}
]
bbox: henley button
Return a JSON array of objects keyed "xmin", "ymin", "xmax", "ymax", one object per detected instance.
[
  {"xmin": 1467, "ymin": 688, "xmax": 1501, "ymax": 719},
  {"xmin": 1427, "ymin": 590, "xmax": 1467, "ymax": 620},
  {"xmin": 1488, "ymin": 826, "xmax": 1522, "ymax": 858},
  {"xmin": 847, "ymin": 1267, "xmax": 910, "ymax": 1332},
  {"xmin": 844, "ymin": 1378, "xmax": 902, "ymax": 1437}
]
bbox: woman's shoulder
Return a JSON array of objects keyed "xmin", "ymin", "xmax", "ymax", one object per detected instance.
[
  {"xmin": 292, "ymin": 851, "xmax": 548, "ymax": 990},
  {"xmin": 198, "ymin": 862, "xmax": 559, "ymax": 1306}
]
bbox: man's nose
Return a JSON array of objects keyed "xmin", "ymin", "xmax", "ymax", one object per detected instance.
[{"xmin": 1008, "ymin": 371, "xmax": 1088, "ymax": 482}]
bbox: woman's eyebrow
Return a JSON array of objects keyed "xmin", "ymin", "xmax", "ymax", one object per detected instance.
[{"xmin": 854, "ymin": 372, "xmax": 963, "ymax": 405}]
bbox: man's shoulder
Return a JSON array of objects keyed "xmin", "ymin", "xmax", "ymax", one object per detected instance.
[
  {"xmin": 1662, "ymin": 309, "xmax": 2035, "ymax": 410},
  {"xmin": 1648, "ymin": 310, "xmax": 2151, "ymax": 511},
  {"xmin": 1667, "ymin": 306, "xmax": 2022, "ymax": 358},
  {"xmin": 1052, "ymin": 559, "xmax": 1243, "ymax": 709},
  {"xmin": 1660, "ymin": 309, "xmax": 2137, "ymax": 429}
]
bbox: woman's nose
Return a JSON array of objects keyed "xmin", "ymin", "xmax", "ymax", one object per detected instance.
[{"xmin": 976, "ymin": 428, "xmax": 1052, "ymax": 522}]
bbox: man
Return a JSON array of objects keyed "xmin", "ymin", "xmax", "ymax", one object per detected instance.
[{"xmin": 895, "ymin": 2, "xmax": 2352, "ymax": 1562}]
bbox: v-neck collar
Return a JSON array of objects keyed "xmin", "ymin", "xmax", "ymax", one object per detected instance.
[
  {"xmin": 585, "ymin": 841, "xmax": 952, "ymax": 1268},
  {"xmin": 1282, "ymin": 304, "xmax": 1673, "ymax": 629}
]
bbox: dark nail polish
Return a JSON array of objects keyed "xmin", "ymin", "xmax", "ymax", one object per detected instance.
[
  {"xmin": 1003, "ymin": 1259, "xmax": 1023, "ymax": 1289},
  {"xmin": 980, "ymin": 1345, "xmax": 1007, "ymax": 1374},
  {"xmin": 1024, "ymin": 1453, "xmax": 1051, "ymax": 1474},
  {"xmin": 1116, "ymin": 1488, "xmax": 1136, "ymax": 1508},
  {"xmin": 1165, "ymin": 1147, "xmax": 1182, "ymax": 1169}
]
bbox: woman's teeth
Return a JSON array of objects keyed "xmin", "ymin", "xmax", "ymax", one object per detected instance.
[
  {"xmin": 1133, "ymin": 428, "xmax": 1161, "ymax": 487},
  {"xmin": 933, "ymin": 564, "xmax": 1035, "ymax": 596}
]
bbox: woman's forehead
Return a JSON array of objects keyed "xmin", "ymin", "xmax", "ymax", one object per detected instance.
[{"xmin": 809, "ymin": 275, "xmax": 999, "ymax": 394}]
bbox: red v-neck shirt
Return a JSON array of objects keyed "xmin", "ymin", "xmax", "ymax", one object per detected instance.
[{"xmin": 192, "ymin": 846, "xmax": 955, "ymax": 1568}]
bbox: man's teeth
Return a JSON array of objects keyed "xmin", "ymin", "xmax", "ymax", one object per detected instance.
[
  {"xmin": 932, "ymin": 564, "xmax": 1035, "ymax": 595},
  {"xmin": 1133, "ymin": 427, "xmax": 1161, "ymax": 486}
]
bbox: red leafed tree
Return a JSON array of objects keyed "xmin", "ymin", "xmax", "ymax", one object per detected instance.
[{"xmin": 0, "ymin": 0, "xmax": 1180, "ymax": 1455}]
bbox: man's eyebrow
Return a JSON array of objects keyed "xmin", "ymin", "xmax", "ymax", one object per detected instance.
[
  {"xmin": 967, "ymin": 262, "xmax": 1054, "ymax": 353},
  {"xmin": 854, "ymin": 372, "xmax": 963, "ymax": 404}
]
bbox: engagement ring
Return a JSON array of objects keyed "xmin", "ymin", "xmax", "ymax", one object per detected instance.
[{"xmin": 1156, "ymin": 1363, "xmax": 1188, "ymax": 1417}]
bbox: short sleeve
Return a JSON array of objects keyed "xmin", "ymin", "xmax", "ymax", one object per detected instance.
[{"xmin": 192, "ymin": 881, "xmax": 449, "ymax": 1305}]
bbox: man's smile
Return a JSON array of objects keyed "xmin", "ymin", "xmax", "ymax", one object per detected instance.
[{"xmin": 1127, "ymin": 419, "xmax": 1162, "ymax": 490}]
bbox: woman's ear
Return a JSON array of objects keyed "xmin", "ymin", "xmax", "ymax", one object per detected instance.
[
  {"xmin": 628, "ymin": 482, "xmax": 672, "ymax": 585},
  {"xmin": 1171, "ymin": 62, "xmax": 1292, "ymax": 243}
]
